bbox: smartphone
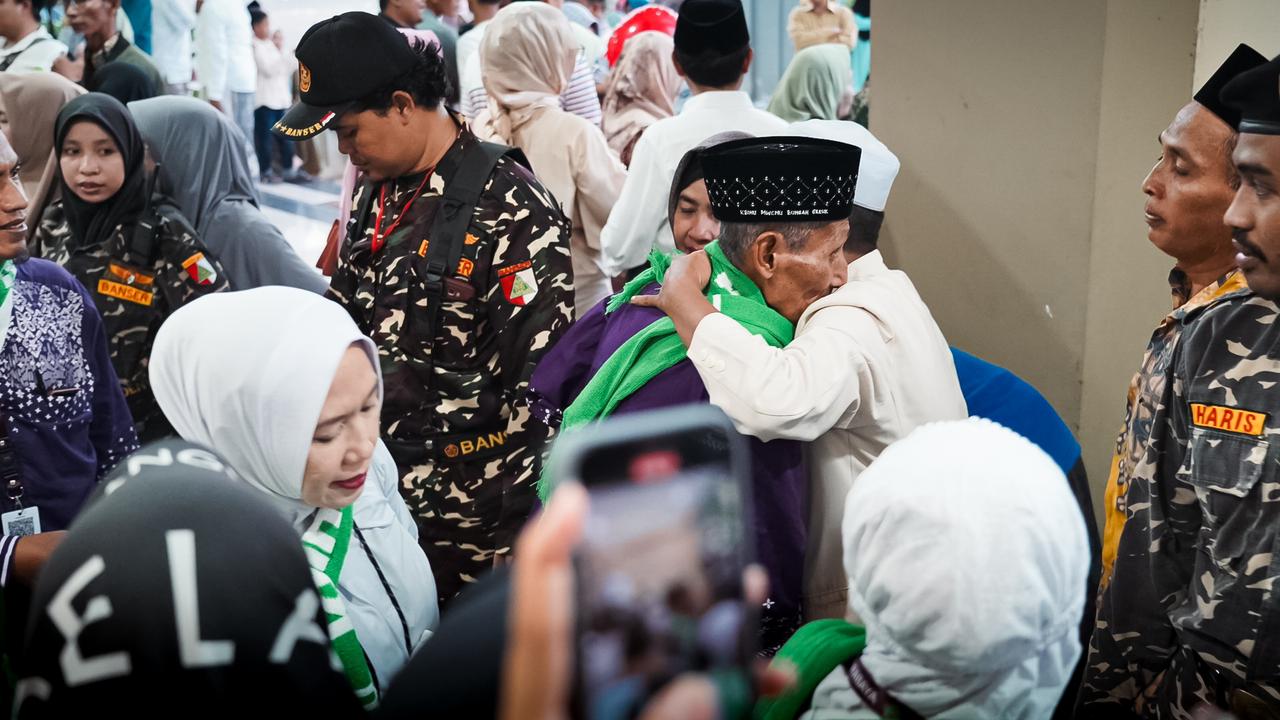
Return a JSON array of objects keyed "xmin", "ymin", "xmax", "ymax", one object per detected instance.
[{"xmin": 549, "ymin": 406, "xmax": 755, "ymax": 720}]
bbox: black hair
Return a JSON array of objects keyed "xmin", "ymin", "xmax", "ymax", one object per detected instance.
[
  {"xmin": 378, "ymin": 0, "xmax": 389, "ymax": 10},
  {"xmin": 846, "ymin": 205, "xmax": 885, "ymax": 255},
  {"xmin": 23, "ymin": 0, "xmax": 46, "ymax": 23},
  {"xmin": 249, "ymin": 8, "xmax": 267, "ymax": 25},
  {"xmin": 718, "ymin": 220, "xmax": 827, "ymax": 267},
  {"xmin": 673, "ymin": 44, "xmax": 750, "ymax": 89},
  {"xmin": 348, "ymin": 37, "xmax": 451, "ymax": 114}
]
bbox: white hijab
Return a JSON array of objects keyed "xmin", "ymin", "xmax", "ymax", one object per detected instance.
[
  {"xmin": 149, "ymin": 288, "xmax": 438, "ymax": 688},
  {"xmin": 149, "ymin": 287, "xmax": 380, "ymax": 519},
  {"xmin": 842, "ymin": 418, "xmax": 1089, "ymax": 719}
]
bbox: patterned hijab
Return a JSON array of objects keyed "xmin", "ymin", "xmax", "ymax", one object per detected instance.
[
  {"xmin": 601, "ymin": 31, "xmax": 680, "ymax": 161},
  {"xmin": 52, "ymin": 92, "xmax": 150, "ymax": 250}
]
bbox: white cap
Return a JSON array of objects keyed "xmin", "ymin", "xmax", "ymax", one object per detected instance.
[{"xmin": 789, "ymin": 119, "xmax": 900, "ymax": 212}]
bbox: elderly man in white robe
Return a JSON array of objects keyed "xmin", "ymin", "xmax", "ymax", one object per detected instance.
[{"xmin": 634, "ymin": 121, "xmax": 967, "ymax": 621}]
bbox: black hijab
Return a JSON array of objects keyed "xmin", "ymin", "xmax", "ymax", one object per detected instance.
[
  {"xmin": 53, "ymin": 92, "xmax": 149, "ymax": 250},
  {"xmin": 667, "ymin": 130, "xmax": 753, "ymax": 227},
  {"xmin": 87, "ymin": 63, "xmax": 159, "ymax": 106},
  {"xmin": 15, "ymin": 439, "xmax": 363, "ymax": 719}
]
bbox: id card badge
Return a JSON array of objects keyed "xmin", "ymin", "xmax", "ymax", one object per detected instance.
[{"xmin": 2, "ymin": 506, "xmax": 40, "ymax": 537}]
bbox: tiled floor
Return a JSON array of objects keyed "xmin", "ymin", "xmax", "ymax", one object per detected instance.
[{"xmin": 258, "ymin": 178, "xmax": 342, "ymax": 269}]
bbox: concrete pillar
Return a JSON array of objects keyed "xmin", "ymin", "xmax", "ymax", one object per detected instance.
[{"xmin": 870, "ymin": 0, "xmax": 1201, "ymax": 522}]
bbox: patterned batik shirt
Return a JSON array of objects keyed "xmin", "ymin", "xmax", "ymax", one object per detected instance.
[
  {"xmin": 328, "ymin": 125, "xmax": 574, "ymax": 605},
  {"xmin": 1099, "ymin": 268, "xmax": 1247, "ymax": 589},
  {"xmin": 0, "ymin": 259, "xmax": 137, "ymax": 532},
  {"xmin": 1080, "ymin": 288, "xmax": 1280, "ymax": 716},
  {"xmin": 35, "ymin": 199, "xmax": 231, "ymax": 442}
]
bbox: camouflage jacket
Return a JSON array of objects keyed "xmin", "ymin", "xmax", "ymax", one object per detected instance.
[
  {"xmin": 1081, "ymin": 289, "xmax": 1280, "ymax": 715},
  {"xmin": 1099, "ymin": 268, "xmax": 1247, "ymax": 589},
  {"xmin": 328, "ymin": 125, "xmax": 574, "ymax": 560},
  {"xmin": 34, "ymin": 198, "xmax": 230, "ymax": 441}
]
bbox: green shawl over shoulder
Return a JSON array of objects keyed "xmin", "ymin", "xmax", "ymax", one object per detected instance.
[{"xmin": 537, "ymin": 241, "xmax": 793, "ymax": 500}]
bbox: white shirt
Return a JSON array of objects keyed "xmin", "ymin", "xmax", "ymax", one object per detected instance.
[
  {"xmin": 598, "ymin": 91, "xmax": 787, "ymax": 276},
  {"xmin": 686, "ymin": 251, "xmax": 967, "ymax": 619},
  {"xmin": 454, "ymin": 19, "xmax": 488, "ymax": 89},
  {"xmin": 252, "ymin": 36, "xmax": 294, "ymax": 110},
  {"xmin": 151, "ymin": 0, "xmax": 196, "ymax": 85},
  {"xmin": 0, "ymin": 27, "xmax": 67, "ymax": 74},
  {"xmin": 196, "ymin": 0, "xmax": 256, "ymax": 101}
]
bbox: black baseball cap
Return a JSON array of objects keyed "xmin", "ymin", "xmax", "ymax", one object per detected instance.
[{"xmin": 273, "ymin": 12, "xmax": 419, "ymax": 140}]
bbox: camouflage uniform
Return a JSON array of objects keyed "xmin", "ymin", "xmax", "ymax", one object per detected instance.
[
  {"xmin": 1080, "ymin": 288, "xmax": 1280, "ymax": 716},
  {"xmin": 34, "ymin": 199, "xmax": 231, "ymax": 442},
  {"xmin": 1099, "ymin": 268, "xmax": 1247, "ymax": 589},
  {"xmin": 328, "ymin": 126, "xmax": 574, "ymax": 605}
]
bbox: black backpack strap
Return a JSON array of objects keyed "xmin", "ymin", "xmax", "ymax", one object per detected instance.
[{"xmin": 417, "ymin": 141, "xmax": 522, "ymax": 384}]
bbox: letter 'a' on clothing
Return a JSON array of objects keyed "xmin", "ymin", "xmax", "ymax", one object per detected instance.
[{"xmin": 15, "ymin": 438, "xmax": 364, "ymax": 719}]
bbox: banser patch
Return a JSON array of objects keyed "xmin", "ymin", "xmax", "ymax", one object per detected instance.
[
  {"xmin": 98, "ymin": 278, "xmax": 154, "ymax": 306},
  {"xmin": 1190, "ymin": 402, "xmax": 1267, "ymax": 437}
]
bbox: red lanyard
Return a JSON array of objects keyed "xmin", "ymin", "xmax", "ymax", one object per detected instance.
[{"xmin": 371, "ymin": 171, "xmax": 433, "ymax": 254}]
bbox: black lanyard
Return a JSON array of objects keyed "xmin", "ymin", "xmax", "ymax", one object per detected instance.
[
  {"xmin": 353, "ymin": 523, "xmax": 414, "ymax": 656},
  {"xmin": 844, "ymin": 657, "xmax": 926, "ymax": 720}
]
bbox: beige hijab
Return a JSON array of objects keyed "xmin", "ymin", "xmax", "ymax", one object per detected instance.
[
  {"xmin": 0, "ymin": 72, "xmax": 85, "ymax": 228},
  {"xmin": 601, "ymin": 31, "xmax": 680, "ymax": 165},
  {"xmin": 477, "ymin": 3, "xmax": 577, "ymax": 144}
]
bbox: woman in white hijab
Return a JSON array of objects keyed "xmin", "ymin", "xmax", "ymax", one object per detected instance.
[
  {"xmin": 148, "ymin": 286, "xmax": 439, "ymax": 709},
  {"xmin": 473, "ymin": 2, "xmax": 626, "ymax": 315},
  {"xmin": 764, "ymin": 418, "xmax": 1089, "ymax": 719}
]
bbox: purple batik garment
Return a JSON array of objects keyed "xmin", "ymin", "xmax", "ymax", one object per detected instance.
[
  {"xmin": 529, "ymin": 287, "xmax": 807, "ymax": 655},
  {"xmin": 0, "ymin": 259, "xmax": 138, "ymax": 532}
]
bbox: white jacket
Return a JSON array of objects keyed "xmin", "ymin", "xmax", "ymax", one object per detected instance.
[
  {"xmin": 686, "ymin": 251, "xmax": 967, "ymax": 619},
  {"xmin": 342, "ymin": 442, "xmax": 439, "ymax": 690},
  {"xmin": 196, "ymin": 0, "xmax": 256, "ymax": 101}
]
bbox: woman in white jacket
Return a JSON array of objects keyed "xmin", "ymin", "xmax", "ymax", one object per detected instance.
[{"xmin": 149, "ymin": 286, "xmax": 439, "ymax": 709}]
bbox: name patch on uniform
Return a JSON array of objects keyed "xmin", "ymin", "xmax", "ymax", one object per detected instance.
[
  {"xmin": 496, "ymin": 261, "xmax": 532, "ymax": 278},
  {"xmin": 1190, "ymin": 402, "xmax": 1267, "ymax": 436},
  {"xmin": 107, "ymin": 262, "xmax": 154, "ymax": 286},
  {"xmin": 98, "ymin": 279, "xmax": 154, "ymax": 306},
  {"xmin": 442, "ymin": 431, "xmax": 507, "ymax": 460}
]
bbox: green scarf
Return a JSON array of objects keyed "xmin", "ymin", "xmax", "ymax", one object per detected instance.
[
  {"xmin": 755, "ymin": 620, "xmax": 867, "ymax": 720},
  {"xmin": 537, "ymin": 242, "xmax": 793, "ymax": 500},
  {"xmin": 302, "ymin": 506, "xmax": 379, "ymax": 709}
]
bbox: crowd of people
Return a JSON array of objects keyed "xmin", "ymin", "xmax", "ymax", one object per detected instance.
[{"xmin": 0, "ymin": 0, "xmax": 1277, "ymax": 717}]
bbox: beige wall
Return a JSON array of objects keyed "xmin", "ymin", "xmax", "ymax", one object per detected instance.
[
  {"xmin": 1194, "ymin": 0, "xmax": 1280, "ymax": 89},
  {"xmin": 872, "ymin": 0, "xmax": 1201, "ymax": 523}
]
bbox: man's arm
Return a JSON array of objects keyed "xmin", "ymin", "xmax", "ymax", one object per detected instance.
[
  {"xmin": 598, "ymin": 130, "xmax": 670, "ymax": 277},
  {"xmin": 484, "ymin": 171, "xmax": 575, "ymax": 556},
  {"xmin": 634, "ymin": 252, "xmax": 877, "ymax": 443},
  {"xmin": 196, "ymin": 7, "xmax": 229, "ymax": 103}
]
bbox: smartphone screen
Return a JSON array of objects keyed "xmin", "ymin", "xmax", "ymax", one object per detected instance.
[{"xmin": 564, "ymin": 409, "xmax": 754, "ymax": 720}]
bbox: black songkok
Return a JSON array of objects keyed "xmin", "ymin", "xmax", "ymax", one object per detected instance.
[
  {"xmin": 673, "ymin": 0, "xmax": 749, "ymax": 55},
  {"xmin": 1195, "ymin": 43, "xmax": 1267, "ymax": 128},
  {"xmin": 701, "ymin": 136, "xmax": 861, "ymax": 223},
  {"xmin": 1222, "ymin": 52, "xmax": 1280, "ymax": 136}
]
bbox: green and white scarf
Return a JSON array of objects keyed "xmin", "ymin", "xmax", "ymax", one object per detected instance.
[
  {"xmin": 301, "ymin": 506, "xmax": 379, "ymax": 709},
  {"xmin": 537, "ymin": 241, "xmax": 794, "ymax": 500}
]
